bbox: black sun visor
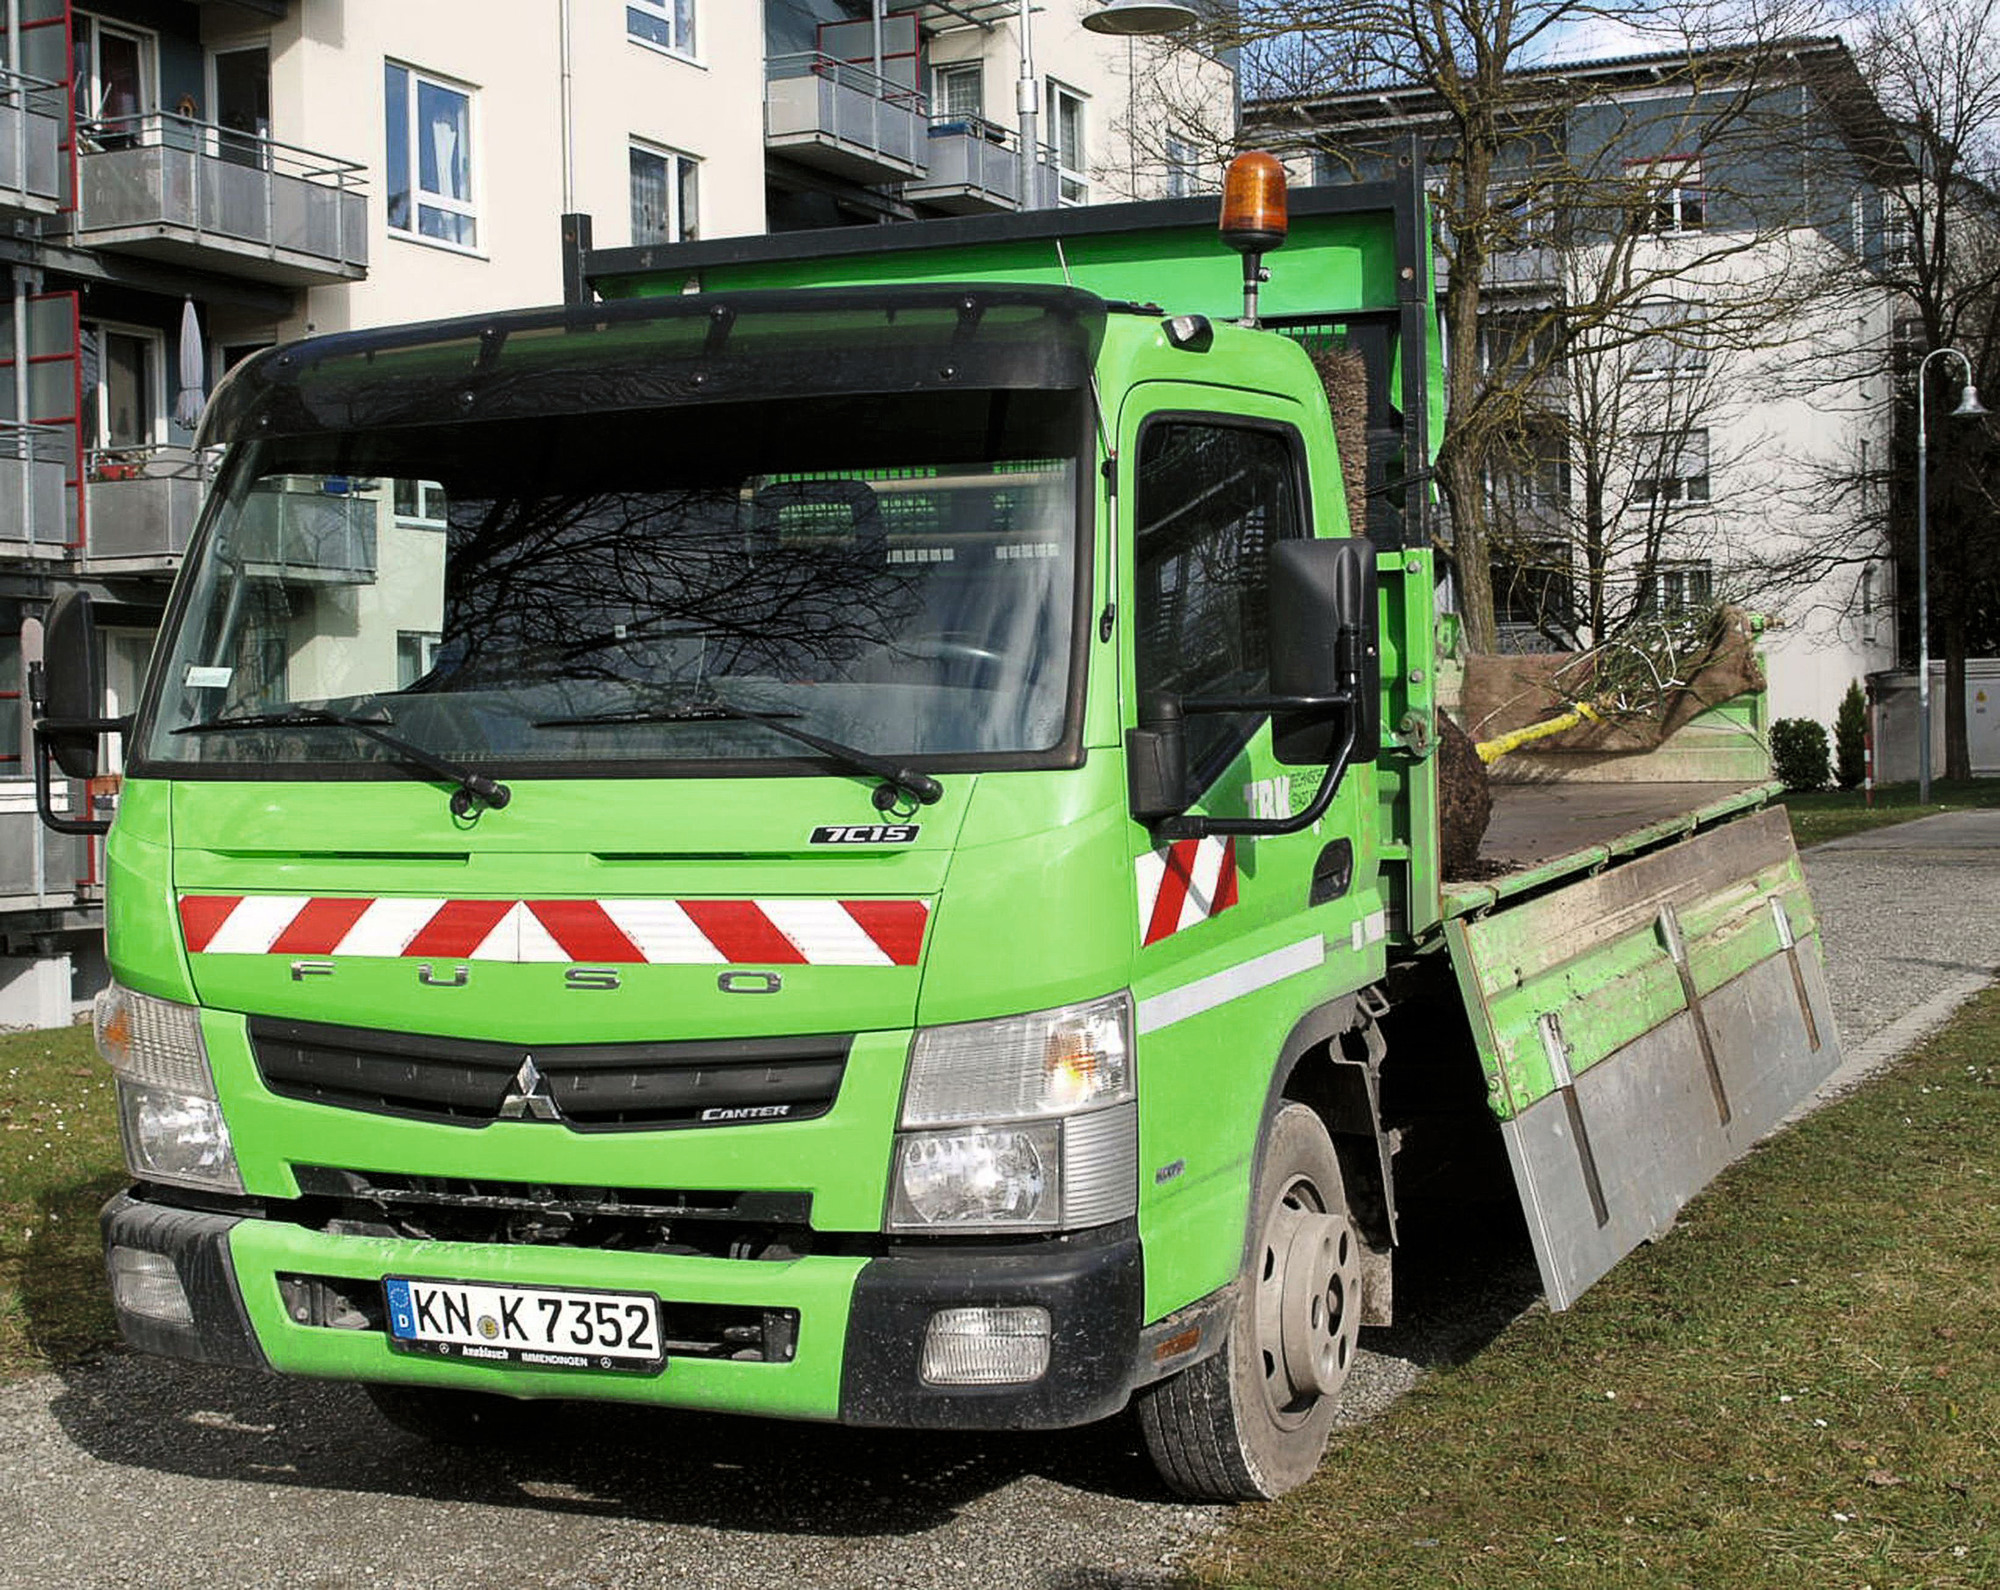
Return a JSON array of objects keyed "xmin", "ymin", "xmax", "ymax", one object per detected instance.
[{"xmin": 200, "ymin": 285, "xmax": 1108, "ymax": 447}]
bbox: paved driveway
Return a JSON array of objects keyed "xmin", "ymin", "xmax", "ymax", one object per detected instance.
[{"xmin": 3, "ymin": 813, "xmax": 1995, "ymax": 1590}]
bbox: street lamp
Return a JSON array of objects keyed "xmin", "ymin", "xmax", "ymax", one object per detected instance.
[
  {"xmin": 1018, "ymin": 0, "xmax": 1198, "ymax": 209},
  {"xmin": 1914, "ymin": 344, "xmax": 1988, "ymax": 806}
]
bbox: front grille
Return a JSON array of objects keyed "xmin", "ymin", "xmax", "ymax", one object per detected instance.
[
  {"xmin": 290, "ymin": 1166, "xmax": 813, "ymax": 1259},
  {"xmin": 248, "ymin": 1016, "xmax": 850, "ymax": 1131}
]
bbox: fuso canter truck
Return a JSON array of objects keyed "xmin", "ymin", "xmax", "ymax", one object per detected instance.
[{"xmin": 30, "ymin": 157, "xmax": 1841, "ymax": 1500}]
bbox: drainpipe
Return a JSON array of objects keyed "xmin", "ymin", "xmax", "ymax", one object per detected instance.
[
  {"xmin": 1016, "ymin": 0, "xmax": 1038, "ymax": 207},
  {"xmin": 558, "ymin": 0, "xmax": 575, "ymax": 214},
  {"xmin": 12, "ymin": 267, "xmax": 28, "ymax": 548}
]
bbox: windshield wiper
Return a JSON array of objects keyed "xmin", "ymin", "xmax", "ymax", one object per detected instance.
[
  {"xmin": 535, "ymin": 696, "xmax": 943, "ymax": 808},
  {"xmin": 173, "ymin": 709, "xmax": 513, "ymax": 816}
]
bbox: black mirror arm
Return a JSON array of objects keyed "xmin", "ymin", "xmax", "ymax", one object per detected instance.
[
  {"xmin": 32, "ymin": 715, "xmax": 129, "ymax": 837},
  {"xmin": 1151, "ymin": 711, "xmax": 1359, "ymax": 842}
]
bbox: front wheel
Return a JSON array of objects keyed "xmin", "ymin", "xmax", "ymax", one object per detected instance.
[{"xmin": 1137, "ymin": 1102, "xmax": 1364, "ymax": 1500}]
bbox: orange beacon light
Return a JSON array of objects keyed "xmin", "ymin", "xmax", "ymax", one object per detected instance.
[{"xmin": 1219, "ymin": 151, "xmax": 1289, "ymax": 324}]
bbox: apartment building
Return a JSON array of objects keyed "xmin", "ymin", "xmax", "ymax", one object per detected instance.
[
  {"xmin": 1246, "ymin": 40, "xmax": 1906, "ymax": 731},
  {"xmin": 0, "ymin": 0, "xmax": 1235, "ymax": 1024}
]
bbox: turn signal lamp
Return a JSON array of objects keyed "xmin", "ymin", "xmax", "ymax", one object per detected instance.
[{"xmin": 1219, "ymin": 151, "xmax": 1289, "ymax": 325}]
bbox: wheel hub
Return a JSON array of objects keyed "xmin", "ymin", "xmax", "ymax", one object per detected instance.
[{"xmin": 1259, "ymin": 1196, "xmax": 1363, "ymax": 1410}]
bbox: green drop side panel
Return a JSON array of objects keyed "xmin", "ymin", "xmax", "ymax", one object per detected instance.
[{"xmin": 1442, "ymin": 806, "xmax": 1841, "ymax": 1310}]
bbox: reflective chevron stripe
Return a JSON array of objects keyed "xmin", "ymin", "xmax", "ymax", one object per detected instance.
[
  {"xmin": 177, "ymin": 895, "xmax": 929, "ymax": 967},
  {"xmin": 1135, "ymin": 836, "xmax": 1238, "ymax": 946}
]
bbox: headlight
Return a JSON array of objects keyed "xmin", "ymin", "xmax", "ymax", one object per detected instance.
[
  {"xmin": 95, "ymin": 983, "xmax": 242, "ymax": 1194},
  {"xmin": 888, "ymin": 993, "xmax": 1137, "ymax": 1234}
]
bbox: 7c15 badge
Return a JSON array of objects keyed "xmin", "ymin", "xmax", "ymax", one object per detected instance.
[{"xmin": 810, "ymin": 824, "xmax": 920, "ymax": 844}]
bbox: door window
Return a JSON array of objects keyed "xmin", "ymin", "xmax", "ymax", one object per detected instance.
[{"xmin": 1133, "ymin": 420, "xmax": 1307, "ymax": 781}]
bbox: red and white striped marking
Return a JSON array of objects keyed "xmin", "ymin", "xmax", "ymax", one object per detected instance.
[
  {"xmin": 178, "ymin": 895, "xmax": 928, "ymax": 968},
  {"xmin": 1135, "ymin": 837, "xmax": 1238, "ymax": 947}
]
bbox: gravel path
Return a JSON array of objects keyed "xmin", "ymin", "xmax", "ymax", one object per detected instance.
[{"xmin": 3, "ymin": 812, "xmax": 1994, "ymax": 1590}]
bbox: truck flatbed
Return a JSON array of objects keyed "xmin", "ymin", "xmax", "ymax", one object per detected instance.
[{"xmin": 1442, "ymin": 779, "xmax": 1779, "ymax": 919}]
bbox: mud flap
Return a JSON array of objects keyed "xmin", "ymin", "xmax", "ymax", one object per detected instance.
[{"xmin": 1444, "ymin": 806, "xmax": 1840, "ymax": 1310}]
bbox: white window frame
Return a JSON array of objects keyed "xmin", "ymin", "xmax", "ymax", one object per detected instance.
[
  {"xmin": 1634, "ymin": 428, "xmax": 1711, "ymax": 505},
  {"xmin": 1635, "ymin": 156, "xmax": 1704, "ymax": 235},
  {"xmin": 1630, "ymin": 299, "xmax": 1708, "ymax": 379},
  {"xmin": 627, "ymin": 0, "xmax": 697, "ymax": 61},
  {"xmin": 73, "ymin": 13, "xmax": 157, "ymax": 141},
  {"xmin": 83, "ymin": 319, "xmax": 167, "ymax": 454},
  {"xmin": 384, "ymin": 59, "xmax": 479, "ymax": 253},
  {"xmin": 629, "ymin": 139, "xmax": 699, "ymax": 246},
  {"xmin": 1165, "ymin": 129, "xmax": 1199, "ymax": 198},
  {"xmin": 1046, "ymin": 80, "xmax": 1087, "ymax": 206},
  {"xmin": 934, "ymin": 61, "xmax": 982, "ymax": 123},
  {"xmin": 393, "ymin": 478, "xmax": 448, "ymax": 528}
]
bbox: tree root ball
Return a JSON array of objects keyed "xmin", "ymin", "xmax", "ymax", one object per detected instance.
[{"xmin": 1438, "ymin": 715, "xmax": 1492, "ymax": 879}]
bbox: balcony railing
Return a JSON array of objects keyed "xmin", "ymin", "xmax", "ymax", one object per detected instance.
[
  {"xmin": 83, "ymin": 444, "xmax": 205, "ymax": 569},
  {"xmin": 908, "ymin": 117, "xmax": 1061, "ymax": 213},
  {"xmin": 74, "ymin": 112, "xmax": 367, "ymax": 285},
  {"xmin": 765, "ymin": 53, "xmax": 929, "ymax": 184},
  {"xmin": 231, "ymin": 475, "xmax": 378, "ymax": 584},
  {"xmin": 0, "ymin": 71, "xmax": 63, "ymax": 214},
  {"xmin": 0, "ymin": 420, "xmax": 74, "ymax": 553}
]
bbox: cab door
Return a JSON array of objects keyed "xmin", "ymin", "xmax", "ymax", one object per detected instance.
[{"xmin": 1118, "ymin": 384, "xmax": 1387, "ymax": 1316}]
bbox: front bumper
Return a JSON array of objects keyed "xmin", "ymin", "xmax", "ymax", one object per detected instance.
[{"xmin": 102, "ymin": 1189, "xmax": 1146, "ymax": 1430}]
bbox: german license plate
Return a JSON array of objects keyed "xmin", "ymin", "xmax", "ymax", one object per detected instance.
[{"xmin": 383, "ymin": 1276, "xmax": 665, "ymax": 1374}]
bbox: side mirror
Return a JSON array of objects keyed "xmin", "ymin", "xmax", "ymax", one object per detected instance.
[
  {"xmin": 37, "ymin": 590, "xmax": 104, "ymax": 780},
  {"xmin": 1126, "ymin": 692, "xmax": 1189, "ymax": 821},
  {"xmin": 1269, "ymin": 538, "xmax": 1379, "ymax": 766}
]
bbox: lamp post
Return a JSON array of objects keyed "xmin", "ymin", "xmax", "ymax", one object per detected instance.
[
  {"xmin": 1017, "ymin": 0, "xmax": 1198, "ymax": 210},
  {"xmin": 1914, "ymin": 344, "xmax": 1988, "ymax": 807}
]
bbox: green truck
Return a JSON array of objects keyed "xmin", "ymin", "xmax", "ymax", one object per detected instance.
[{"xmin": 30, "ymin": 159, "xmax": 1840, "ymax": 1501}]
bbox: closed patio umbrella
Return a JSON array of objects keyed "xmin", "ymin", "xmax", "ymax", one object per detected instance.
[{"xmin": 174, "ymin": 296, "xmax": 204, "ymax": 430}]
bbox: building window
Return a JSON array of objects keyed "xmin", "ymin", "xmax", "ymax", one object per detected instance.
[
  {"xmin": 627, "ymin": 0, "xmax": 696, "ymax": 57},
  {"xmin": 1630, "ymin": 300, "xmax": 1708, "ymax": 378},
  {"xmin": 1165, "ymin": 130, "xmax": 1200, "ymax": 197},
  {"xmin": 1047, "ymin": 81, "xmax": 1086, "ymax": 205},
  {"xmin": 1493, "ymin": 541, "xmax": 1573, "ymax": 637},
  {"xmin": 397, "ymin": 631, "xmax": 441, "ymax": 688},
  {"xmin": 935, "ymin": 62, "xmax": 982, "ymax": 122},
  {"xmin": 1634, "ymin": 429, "xmax": 1711, "ymax": 504},
  {"xmin": 629, "ymin": 142, "xmax": 699, "ymax": 245},
  {"xmin": 393, "ymin": 478, "xmax": 448, "ymax": 527},
  {"xmin": 1478, "ymin": 309, "xmax": 1558, "ymax": 380},
  {"xmin": 72, "ymin": 13, "xmax": 155, "ymax": 145},
  {"xmin": 1487, "ymin": 182, "xmax": 1552, "ymax": 246},
  {"xmin": 1642, "ymin": 559, "xmax": 1715, "ymax": 615},
  {"xmin": 385, "ymin": 61, "xmax": 477, "ymax": 249},
  {"xmin": 1635, "ymin": 157, "xmax": 1704, "ymax": 235},
  {"xmin": 81, "ymin": 323, "xmax": 162, "ymax": 452}
]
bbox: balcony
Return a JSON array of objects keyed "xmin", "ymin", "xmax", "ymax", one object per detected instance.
[
  {"xmin": 232, "ymin": 476, "xmax": 378, "ymax": 585},
  {"xmin": 907, "ymin": 119, "xmax": 1062, "ymax": 214},
  {"xmin": 83, "ymin": 446, "xmax": 205, "ymax": 572},
  {"xmin": 74, "ymin": 113, "xmax": 367, "ymax": 286},
  {"xmin": 0, "ymin": 421, "xmax": 75, "ymax": 558},
  {"xmin": 765, "ymin": 54, "xmax": 928, "ymax": 185},
  {"xmin": 0, "ymin": 73, "xmax": 64, "ymax": 216}
]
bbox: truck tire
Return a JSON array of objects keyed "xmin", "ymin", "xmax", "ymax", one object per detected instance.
[
  {"xmin": 363, "ymin": 1382, "xmax": 541, "ymax": 1447},
  {"xmin": 1137, "ymin": 1102, "xmax": 1362, "ymax": 1500}
]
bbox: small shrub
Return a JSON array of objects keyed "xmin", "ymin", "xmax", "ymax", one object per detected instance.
[
  {"xmin": 1772, "ymin": 716, "xmax": 1832, "ymax": 792},
  {"xmin": 1834, "ymin": 680, "xmax": 1868, "ymax": 788}
]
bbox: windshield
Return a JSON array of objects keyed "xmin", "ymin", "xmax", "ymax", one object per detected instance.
[{"xmin": 137, "ymin": 389, "xmax": 1086, "ymax": 780}]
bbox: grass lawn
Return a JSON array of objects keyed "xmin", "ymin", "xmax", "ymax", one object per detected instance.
[
  {"xmin": 1190, "ymin": 988, "xmax": 2000, "ymax": 1590},
  {"xmin": 1783, "ymin": 778, "xmax": 2000, "ymax": 846},
  {"xmin": 0, "ymin": 1022, "xmax": 124, "ymax": 1379}
]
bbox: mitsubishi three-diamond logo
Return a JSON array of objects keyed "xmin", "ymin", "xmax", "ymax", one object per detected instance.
[{"xmin": 498, "ymin": 1055, "xmax": 562, "ymax": 1121}]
